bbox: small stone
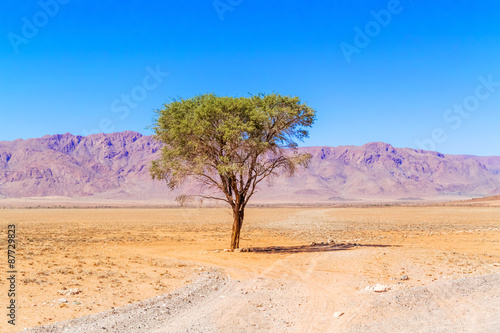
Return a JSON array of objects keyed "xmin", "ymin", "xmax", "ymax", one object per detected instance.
[
  {"xmin": 223, "ymin": 249, "xmax": 231, "ymax": 252},
  {"xmin": 59, "ymin": 303, "xmax": 67, "ymax": 308},
  {"xmin": 58, "ymin": 298, "xmax": 68, "ymax": 303},
  {"xmin": 233, "ymin": 248, "xmax": 242, "ymax": 253},
  {"xmin": 66, "ymin": 288, "xmax": 81, "ymax": 295},
  {"xmin": 310, "ymin": 242, "xmax": 317, "ymax": 246},
  {"xmin": 333, "ymin": 311, "xmax": 344, "ymax": 318},
  {"xmin": 73, "ymin": 301, "xmax": 81, "ymax": 305},
  {"xmin": 328, "ymin": 239, "xmax": 335, "ymax": 244},
  {"xmin": 373, "ymin": 284, "xmax": 390, "ymax": 292},
  {"xmin": 400, "ymin": 275, "xmax": 409, "ymax": 281}
]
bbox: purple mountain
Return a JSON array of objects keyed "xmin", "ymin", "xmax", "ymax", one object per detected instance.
[{"xmin": 0, "ymin": 132, "xmax": 499, "ymax": 202}]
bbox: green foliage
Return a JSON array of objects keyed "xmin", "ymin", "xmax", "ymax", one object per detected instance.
[{"xmin": 151, "ymin": 93, "xmax": 316, "ymax": 208}]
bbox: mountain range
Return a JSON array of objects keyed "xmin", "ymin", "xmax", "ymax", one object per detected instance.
[{"xmin": 0, "ymin": 131, "xmax": 499, "ymax": 204}]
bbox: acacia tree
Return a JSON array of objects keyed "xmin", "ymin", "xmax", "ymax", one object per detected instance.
[{"xmin": 151, "ymin": 93, "xmax": 316, "ymax": 250}]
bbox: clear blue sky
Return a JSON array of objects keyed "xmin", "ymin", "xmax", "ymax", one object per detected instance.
[{"xmin": 1, "ymin": 0, "xmax": 500, "ymax": 155}]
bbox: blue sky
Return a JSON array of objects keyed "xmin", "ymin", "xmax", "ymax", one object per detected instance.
[{"xmin": 1, "ymin": 0, "xmax": 499, "ymax": 155}]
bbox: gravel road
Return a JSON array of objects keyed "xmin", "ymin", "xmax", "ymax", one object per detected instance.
[{"xmin": 24, "ymin": 269, "xmax": 500, "ymax": 333}]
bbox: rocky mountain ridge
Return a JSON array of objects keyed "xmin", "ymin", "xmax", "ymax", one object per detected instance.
[{"xmin": 0, "ymin": 132, "xmax": 499, "ymax": 202}]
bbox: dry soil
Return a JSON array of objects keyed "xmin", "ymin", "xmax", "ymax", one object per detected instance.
[{"xmin": 0, "ymin": 206, "xmax": 499, "ymax": 332}]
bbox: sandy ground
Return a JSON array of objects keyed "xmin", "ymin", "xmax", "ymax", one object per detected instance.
[
  {"xmin": 0, "ymin": 206, "xmax": 499, "ymax": 332},
  {"xmin": 446, "ymin": 195, "xmax": 500, "ymax": 207}
]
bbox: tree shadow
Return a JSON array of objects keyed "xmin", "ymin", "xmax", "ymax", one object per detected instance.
[{"xmin": 248, "ymin": 242, "xmax": 398, "ymax": 254}]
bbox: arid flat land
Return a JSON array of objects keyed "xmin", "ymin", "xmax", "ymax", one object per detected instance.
[{"xmin": 1, "ymin": 206, "xmax": 499, "ymax": 332}]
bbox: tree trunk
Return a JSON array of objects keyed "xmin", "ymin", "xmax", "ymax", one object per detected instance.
[{"xmin": 230, "ymin": 206, "xmax": 244, "ymax": 250}]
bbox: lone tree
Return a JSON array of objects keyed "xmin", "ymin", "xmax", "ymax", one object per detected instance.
[{"xmin": 151, "ymin": 93, "xmax": 316, "ymax": 250}]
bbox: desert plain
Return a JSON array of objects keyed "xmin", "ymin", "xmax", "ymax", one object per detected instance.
[{"xmin": 1, "ymin": 202, "xmax": 499, "ymax": 332}]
